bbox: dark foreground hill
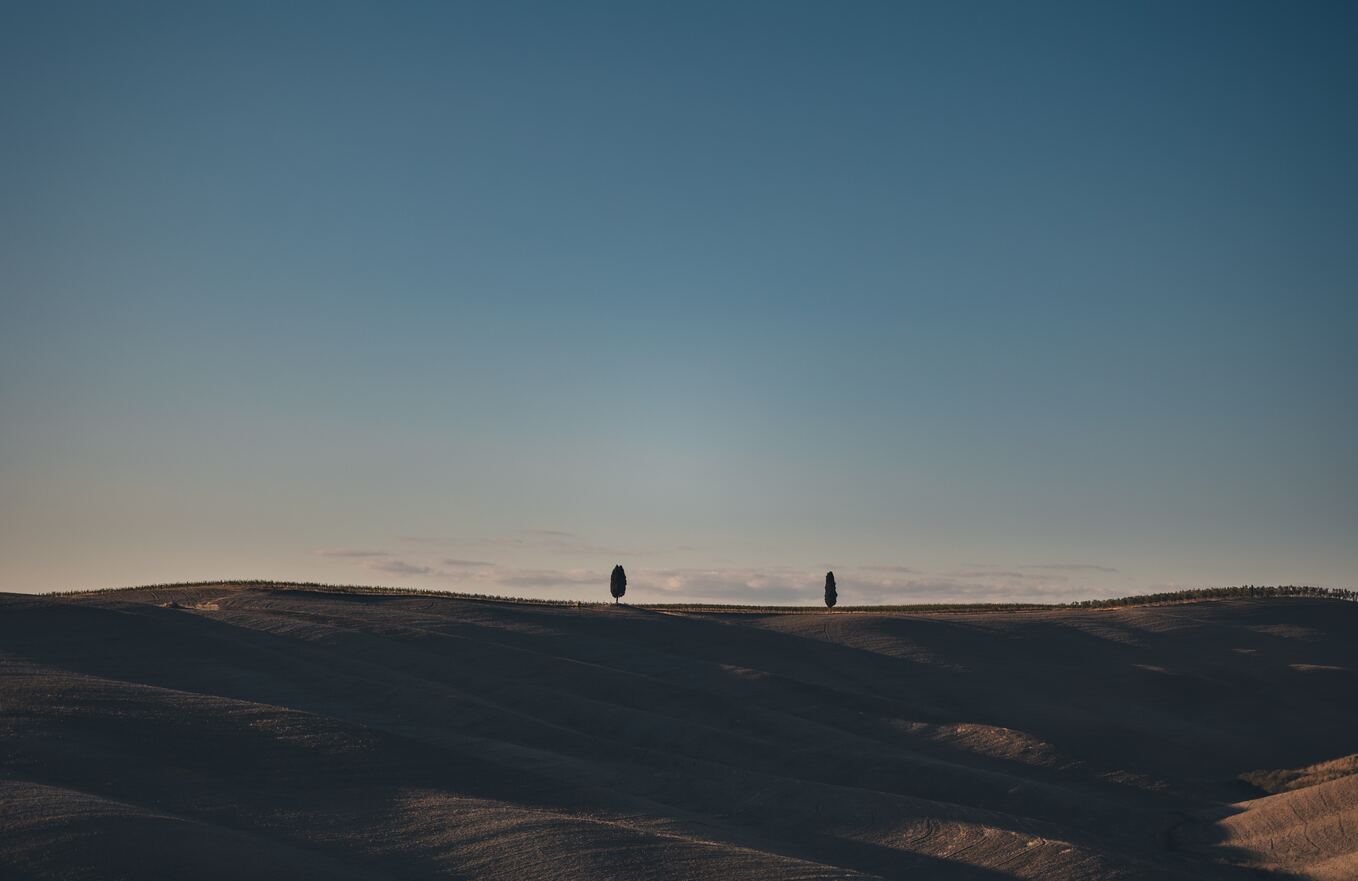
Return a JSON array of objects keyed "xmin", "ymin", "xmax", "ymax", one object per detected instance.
[{"xmin": 2, "ymin": 585, "xmax": 1355, "ymax": 880}]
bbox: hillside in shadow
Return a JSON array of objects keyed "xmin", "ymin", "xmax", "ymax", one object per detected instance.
[{"xmin": 2, "ymin": 584, "xmax": 1355, "ymax": 879}]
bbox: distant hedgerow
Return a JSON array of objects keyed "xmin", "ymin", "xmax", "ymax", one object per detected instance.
[{"xmin": 41, "ymin": 580, "xmax": 1355, "ymax": 614}]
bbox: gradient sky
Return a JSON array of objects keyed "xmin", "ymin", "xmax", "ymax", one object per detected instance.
[{"xmin": 2, "ymin": 1, "xmax": 1355, "ymax": 603}]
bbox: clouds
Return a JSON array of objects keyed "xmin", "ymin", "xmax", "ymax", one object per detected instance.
[
  {"xmin": 398, "ymin": 530, "xmax": 684, "ymax": 558},
  {"xmin": 641, "ymin": 568, "xmax": 820, "ymax": 604},
  {"xmin": 311, "ymin": 545, "xmax": 1116, "ymax": 604},
  {"xmin": 371, "ymin": 560, "xmax": 435, "ymax": 576},
  {"xmin": 309, "ymin": 534, "xmax": 1124, "ymax": 604},
  {"xmin": 839, "ymin": 576, "xmax": 1079, "ymax": 605},
  {"xmin": 630, "ymin": 567, "xmax": 1091, "ymax": 605},
  {"xmin": 489, "ymin": 569, "xmax": 599, "ymax": 589},
  {"xmin": 313, "ymin": 548, "xmax": 492, "ymax": 579},
  {"xmin": 313, "ymin": 549, "xmax": 388, "ymax": 558},
  {"xmin": 949, "ymin": 569, "xmax": 1040, "ymax": 580}
]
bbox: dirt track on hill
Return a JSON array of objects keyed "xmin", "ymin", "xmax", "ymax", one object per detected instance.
[{"xmin": 2, "ymin": 586, "xmax": 1355, "ymax": 879}]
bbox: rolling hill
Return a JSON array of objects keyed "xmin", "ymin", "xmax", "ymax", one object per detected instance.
[{"xmin": 2, "ymin": 584, "xmax": 1355, "ymax": 879}]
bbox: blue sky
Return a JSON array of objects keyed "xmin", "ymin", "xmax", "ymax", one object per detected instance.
[{"xmin": 2, "ymin": 1, "xmax": 1355, "ymax": 602}]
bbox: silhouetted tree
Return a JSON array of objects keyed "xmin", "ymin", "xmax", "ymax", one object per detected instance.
[
  {"xmin": 824, "ymin": 571, "xmax": 837, "ymax": 608},
  {"xmin": 610, "ymin": 564, "xmax": 627, "ymax": 604}
]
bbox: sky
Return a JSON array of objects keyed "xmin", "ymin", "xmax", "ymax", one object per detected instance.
[{"xmin": 2, "ymin": 1, "xmax": 1355, "ymax": 603}]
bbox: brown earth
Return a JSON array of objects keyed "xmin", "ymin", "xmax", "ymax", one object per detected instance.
[{"xmin": 1, "ymin": 584, "xmax": 1355, "ymax": 879}]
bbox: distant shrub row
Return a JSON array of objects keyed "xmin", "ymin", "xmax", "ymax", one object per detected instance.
[
  {"xmin": 43, "ymin": 580, "xmax": 1355, "ymax": 613},
  {"xmin": 46, "ymin": 579, "xmax": 598, "ymax": 606},
  {"xmin": 642, "ymin": 585, "xmax": 1357, "ymax": 614},
  {"xmin": 1059, "ymin": 584, "xmax": 1356, "ymax": 608}
]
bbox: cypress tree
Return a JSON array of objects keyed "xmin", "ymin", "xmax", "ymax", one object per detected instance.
[
  {"xmin": 824, "ymin": 571, "xmax": 837, "ymax": 608},
  {"xmin": 610, "ymin": 564, "xmax": 627, "ymax": 604}
]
